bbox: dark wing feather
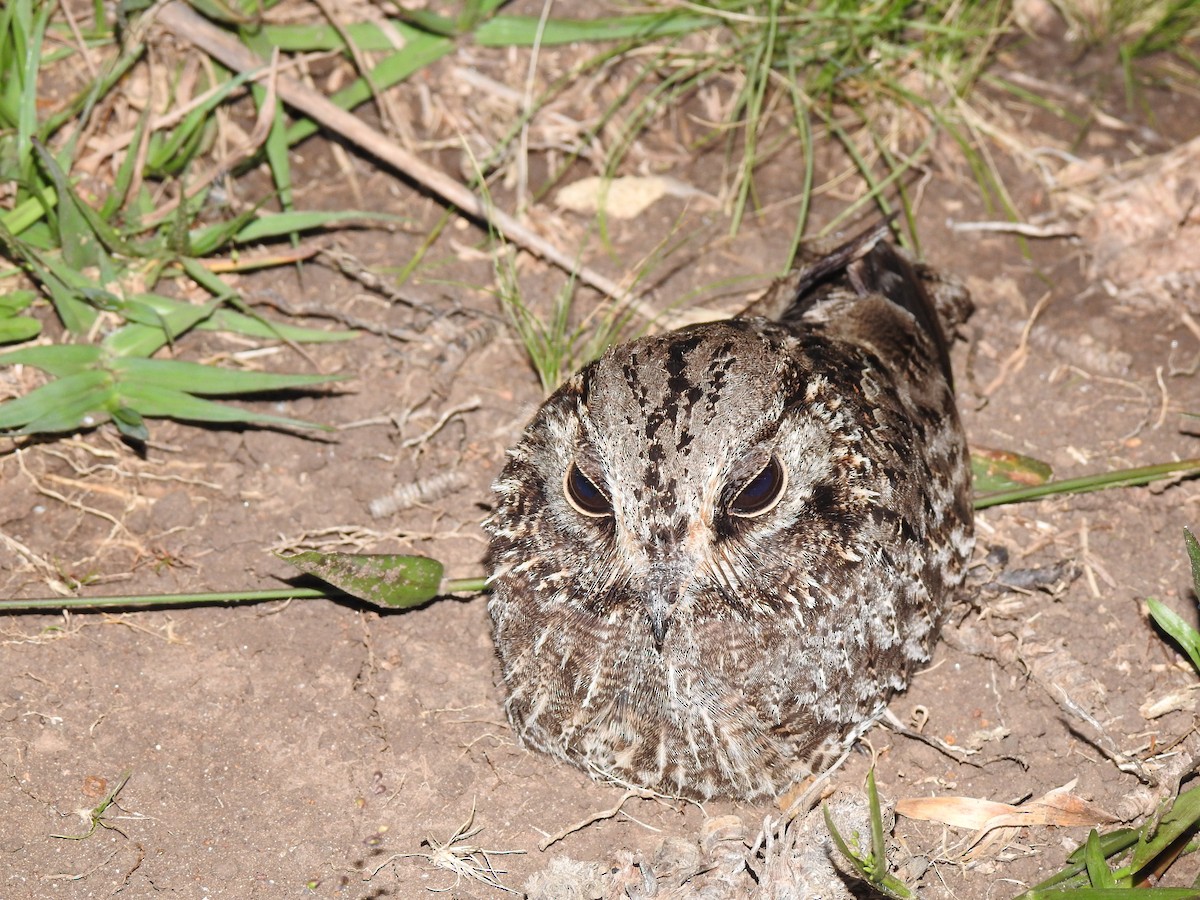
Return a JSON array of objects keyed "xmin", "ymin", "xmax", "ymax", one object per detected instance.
[{"xmin": 741, "ymin": 223, "xmax": 956, "ymax": 388}]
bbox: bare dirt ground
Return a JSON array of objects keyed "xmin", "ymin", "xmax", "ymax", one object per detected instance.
[{"xmin": 4, "ymin": 8, "xmax": 1200, "ymax": 900}]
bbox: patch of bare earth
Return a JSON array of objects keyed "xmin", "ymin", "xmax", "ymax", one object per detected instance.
[{"xmin": 4, "ymin": 14, "xmax": 1200, "ymax": 900}]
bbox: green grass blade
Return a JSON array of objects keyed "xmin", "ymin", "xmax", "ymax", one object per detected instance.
[
  {"xmin": 0, "ymin": 587, "xmax": 332, "ymax": 611},
  {"xmin": 0, "ymin": 315, "xmax": 40, "ymax": 343},
  {"xmin": 390, "ymin": 7, "xmax": 460, "ymax": 38},
  {"xmin": 101, "ymin": 323, "xmax": 169, "ymax": 359},
  {"xmin": 34, "ymin": 152, "xmax": 101, "ymax": 268},
  {"xmin": 0, "ymin": 187, "xmax": 57, "ymax": 236},
  {"xmin": 112, "ymin": 357, "xmax": 345, "ymax": 395},
  {"xmin": 182, "ymin": 207, "xmax": 259, "ymax": 258},
  {"xmin": 263, "ymin": 107, "xmax": 294, "ymax": 210},
  {"xmin": 235, "ymin": 209, "xmax": 407, "ymax": 242},
  {"xmin": 0, "ymin": 343, "xmax": 101, "ymax": 375},
  {"xmin": 0, "ymin": 3, "xmax": 23, "ymax": 128},
  {"xmin": 262, "ymin": 11, "xmax": 714, "ymax": 50},
  {"xmin": 0, "ymin": 288, "xmax": 41, "ymax": 342},
  {"xmin": 200, "ymin": 308, "xmax": 358, "ymax": 343},
  {"xmin": 1146, "ymin": 598, "xmax": 1200, "ymax": 674},
  {"xmin": 0, "ymin": 289, "xmax": 36, "ymax": 314},
  {"xmin": 0, "ymin": 369, "xmax": 111, "ymax": 434},
  {"xmin": 103, "ymin": 294, "xmax": 221, "ymax": 354},
  {"xmin": 823, "ymin": 804, "xmax": 875, "ymax": 887},
  {"xmin": 33, "ymin": 139, "xmax": 136, "ymax": 260},
  {"xmin": 1083, "ymin": 829, "xmax": 1119, "ymax": 888},
  {"xmin": 100, "ymin": 105, "xmax": 151, "ymax": 220},
  {"xmin": 144, "ymin": 106, "xmax": 213, "ymax": 177},
  {"xmin": 1023, "ymin": 891, "xmax": 1200, "ymax": 899},
  {"xmin": 19, "ymin": 248, "xmax": 100, "ymax": 333},
  {"xmin": 110, "ymin": 403, "xmax": 148, "ymax": 441},
  {"xmin": 284, "ymin": 35, "xmax": 454, "ymax": 145},
  {"xmin": 1186, "ymin": 527, "xmax": 1200, "ymax": 597},
  {"xmin": 124, "ymin": 288, "xmax": 355, "ymax": 343},
  {"xmin": 1124, "ymin": 784, "xmax": 1200, "ymax": 880},
  {"xmin": 15, "ymin": 0, "xmax": 49, "ymax": 190},
  {"xmin": 474, "ymin": 12, "xmax": 717, "ymax": 46},
  {"xmin": 116, "ymin": 381, "xmax": 333, "ymax": 431},
  {"xmin": 178, "ymin": 255, "xmax": 240, "ymax": 302},
  {"xmin": 974, "ymin": 459, "xmax": 1200, "ymax": 509},
  {"xmin": 241, "ymin": 30, "xmax": 295, "ymax": 217}
]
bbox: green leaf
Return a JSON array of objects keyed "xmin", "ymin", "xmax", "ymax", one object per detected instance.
[
  {"xmin": 85, "ymin": 284, "xmax": 353, "ymax": 347},
  {"xmin": 0, "ymin": 289, "xmax": 36, "ymax": 313},
  {"xmin": 115, "ymin": 381, "xmax": 334, "ymax": 431},
  {"xmin": 475, "ymin": 12, "xmax": 718, "ymax": 46},
  {"xmin": 110, "ymin": 404, "xmax": 148, "ymax": 441},
  {"xmin": 15, "ymin": 0, "xmax": 50, "ymax": 187},
  {"xmin": 111, "ymin": 356, "xmax": 345, "ymax": 395},
  {"xmin": 33, "ymin": 139, "xmax": 136, "ymax": 259},
  {"xmin": 0, "ymin": 218, "xmax": 97, "ymax": 333},
  {"xmin": 1147, "ymin": 598, "xmax": 1200, "ymax": 675},
  {"xmin": 281, "ymin": 551, "xmax": 445, "ymax": 609},
  {"xmin": 1186, "ymin": 527, "xmax": 1200, "ymax": 599},
  {"xmin": 185, "ymin": 207, "xmax": 259, "ymax": 257},
  {"xmin": 0, "ymin": 188, "xmax": 56, "ymax": 236},
  {"xmin": 392, "ymin": 7, "xmax": 460, "ymax": 38},
  {"xmin": 971, "ymin": 447, "xmax": 1053, "ymax": 493},
  {"xmin": 230, "ymin": 209, "xmax": 407, "ymax": 244},
  {"xmin": 101, "ymin": 321, "xmax": 177, "ymax": 359},
  {"xmin": 100, "ymin": 104, "xmax": 150, "ymax": 220},
  {"xmin": 0, "ymin": 343, "xmax": 102, "ymax": 375},
  {"xmin": 32, "ymin": 140, "xmax": 101, "ymax": 268},
  {"xmin": 1083, "ymin": 829, "xmax": 1118, "ymax": 888},
  {"xmin": 1023, "ymin": 891, "xmax": 1200, "ymax": 899},
  {"xmin": 0, "ymin": 314, "xmax": 39, "ymax": 343},
  {"xmin": 201, "ymin": 308, "xmax": 357, "ymax": 343},
  {"xmin": 0, "ymin": 369, "xmax": 112, "ymax": 434},
  {"xmin": 144, "ymin": 103, "xmax": 212, "ymax": 176},
  {"xmin": 100, "ymin": 295, "xmax": 223, "ymax": 358},
  {"xmin": 823, "ymin": 772, "xmax": 912, "ymax": 900},
  {"xmin": 1125, "ymin": 783, "xmax": 1200, "ymax": 880}
]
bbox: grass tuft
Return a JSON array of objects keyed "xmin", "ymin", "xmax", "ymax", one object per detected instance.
[{"xmin": 0, "ymin": 0, "xmax": 382, "ymax": 441}]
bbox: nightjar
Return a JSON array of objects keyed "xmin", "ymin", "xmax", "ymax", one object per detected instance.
[{"xmin": 485, "ymin": 224, "xmax": 974, "ymax": 800}]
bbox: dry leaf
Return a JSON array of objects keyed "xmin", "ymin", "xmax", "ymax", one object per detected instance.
[
  {"xmin": 895, "ymin": 794, "xmax": 1017, "ymax": 829},
  {"xmin": 555, "ymin": 175, "xmax": 715, "ymax": 219},
  {"xmin": 897, "ymin": 779, "xmax": 1117, "ymax": 860}
]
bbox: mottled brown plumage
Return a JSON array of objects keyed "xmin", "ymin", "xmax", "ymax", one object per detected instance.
[{"xmin": 485, "ymin": 226, "xmax": 974, "ymax": 800}]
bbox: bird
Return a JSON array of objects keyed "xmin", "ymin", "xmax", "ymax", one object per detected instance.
[{"xmin": 484, "ymin": 223, "xmax": 975, "ymax": 801}]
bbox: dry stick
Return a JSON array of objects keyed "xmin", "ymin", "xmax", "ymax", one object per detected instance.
[
  {"xmin": 538, "ymin": 790, "xmax": 645, "ymax": 851},
  {"xmin": 154, "ymin": 1, "xmax": 635, "ymax": 306}
]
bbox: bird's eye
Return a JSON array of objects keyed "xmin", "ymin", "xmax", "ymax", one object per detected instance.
[
  {"xmin": 564, "ymin": 462, "xmax": 612, "ymax": 517},
  {"xmin": 729, "ymin": 455, "xmax": 787, "ymax": 517}
]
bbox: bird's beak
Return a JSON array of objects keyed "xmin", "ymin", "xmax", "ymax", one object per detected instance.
[{"xmin": 643, "ymin": 572, "xmax": 683, "ymax": 652}]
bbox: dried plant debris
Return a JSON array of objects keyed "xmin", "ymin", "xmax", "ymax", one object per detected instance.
[
  {"xmin": 896, "ymin": 778, "xmax": 1117, "ymax": 862},
  {"xmin": 524, "ymin": 791, "xmax": 881, "ymax": 900},
  {"xmin": 368, "ymin": 470, "xmax": 472, "ymax": 518},
  {"xmin": 374, "ymin": 804, "xmax": 523, "ymax": 893},
  {"xmin": 1080, "ymin": 135, "xmax": 1200, "ymax": 311}
]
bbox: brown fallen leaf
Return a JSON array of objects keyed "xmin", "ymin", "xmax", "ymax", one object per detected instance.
[{"xmin": 896, "ymin": 779, "xmax": 1118, "ymax": 860}]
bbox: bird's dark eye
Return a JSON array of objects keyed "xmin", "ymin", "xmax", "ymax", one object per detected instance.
[
  {"xmin": 564, "ymin": 462, "xmax": 612, "ymax": 517},
  {"xmin": 729, "ymin": 455, "xmax": 787, "ymax": 517}
]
